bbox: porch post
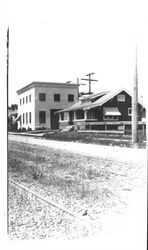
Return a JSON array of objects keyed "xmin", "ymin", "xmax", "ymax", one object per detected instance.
[
  {"xmin": 142, "ymin": 123, "xmax": 145, "ymax": 136},
  {"xmin": 59, "ymin": 113, "xmax": 61, "ymax": 122},
  {"xmin": 74, "ymin": 110, "xmax": 76, "ymax": 120},
  {"xmin": 123, "ymin": 124, "xmax": 125, "ymax": 135},
  {"xmin": 105, "ymin": 124, "xmax": 107, "ymax": 131},
  {"xmin": 84, "ymin": 110, "xmax": 87, "ymax": 120},
  {"xmin": 67, "ymin": 112, "xmax": 70, "ymax": 122}
]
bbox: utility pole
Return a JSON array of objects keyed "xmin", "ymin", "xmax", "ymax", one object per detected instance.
[
  {"xmin": 132, "ymin": 46, "xmax": 138, "ymax": 144},
  {"xmin": 77, "ymin": 77, "xmax": 86, "ymax": 97},
  {"xmin": 81, "ymin": 72, "xmax": 98, "ymax": 94},
  {"xmin": 7, "ymin": 26, "xmax": 9, "ymax": 235},
  {"xmin": 7, "ymin": 27, "xmax": 9, "ymax": 94}
]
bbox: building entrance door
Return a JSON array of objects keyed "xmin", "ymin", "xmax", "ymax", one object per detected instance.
[
  {"xmin": 69, "ymin": 111, "xmax": 74, "ymax": 125},
  {"xmin": 50, "ymin": 109, "xmax": 61, "ymax": 129}
]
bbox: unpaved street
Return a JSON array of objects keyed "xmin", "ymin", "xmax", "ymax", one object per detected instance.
[
  {"xmin": 8, "ymin": 134, "xmax": 147, "ymax": 164},
  {"xmin": 8, "ymin": 134, "xmax": 147, "ymax": 246}
]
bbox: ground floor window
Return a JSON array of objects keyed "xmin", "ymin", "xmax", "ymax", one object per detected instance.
[
  {"xmin": 26, "ymin": 113, "xmax": 28, "ymax": 124},
  {"xmin": 103, "ymin": 115, "xmax": 118, "ymax": 120},
  {"xmin": 29, "ymin": 112, "xmax": 31, "ymax": 123},
  {"xmin": 61, "ymin": 113, "xmax": 64, "ymax": 121},
  {"xmin": 23, "ymin": 113, "xmax": 25, "ymax": 124},
  {"xmin": 39, "ymin": 111, "xmax": 46, "ymax": 123},
  {"xmin": 87, "ymin": 110, "xmax": 97, "ymax": 119},
  {"xmin": 76, "ymin": 110, "xmax": 84, "ymax": 119}
]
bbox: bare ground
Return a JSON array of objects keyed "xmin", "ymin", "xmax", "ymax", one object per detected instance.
[{"xmin": 8, "ymin": 138, "xmax": 147, "ymax": 241}]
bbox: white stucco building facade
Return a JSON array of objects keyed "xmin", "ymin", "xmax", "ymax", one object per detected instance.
[{"xmin": 17, "ymin": 82, "xmax": 78, "ymax": 130}]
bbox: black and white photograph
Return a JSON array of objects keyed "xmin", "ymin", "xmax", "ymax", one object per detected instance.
[{"xmin": 0, "ymin": 0, "xmax": 147, "ymax": 249}]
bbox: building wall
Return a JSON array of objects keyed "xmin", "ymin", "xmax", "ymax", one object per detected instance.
[
  {"xmin": 98, "ymin": 91, "xmax": 144, "ymax": 122},
  {"xmin": 34, "ymin": 85, "xmax": 78, "ymax": 129},
  {"xmin": 59, "ymin": 90, "xmax": 146, "ymax": 131},
  {"xmin": 17, "ymin": 88, "xmax": 35, "ymax": 130}
]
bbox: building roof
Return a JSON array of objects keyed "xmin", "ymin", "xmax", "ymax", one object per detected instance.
[
  {"xmin": 57, "ymin": 88, "xmax": 145, "ymax": 113},
  {"xmin": 83, "ymin": 88, "xmax": 145, "ymax": 110},
  {"xmin": 17, "ymin": 81, "xmax": 79, "ymax": 95}
]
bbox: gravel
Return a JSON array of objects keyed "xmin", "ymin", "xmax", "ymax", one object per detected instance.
[
  {"xmin": 8, "ymin": 183, "xmax": 96, "ymax": 240},
  {"xmin": 8, "ymin": 137, "xmax": 147, "ymax": 240}
]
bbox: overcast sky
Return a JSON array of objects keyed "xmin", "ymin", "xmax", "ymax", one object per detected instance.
[{"xmin": 2, "ymin": 0, "xmax": 148, "ymax": 105}]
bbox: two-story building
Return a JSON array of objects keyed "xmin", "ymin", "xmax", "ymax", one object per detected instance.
[{"xmin": 16, "ymin": 81, "xmax": 79, "ymax": 130}]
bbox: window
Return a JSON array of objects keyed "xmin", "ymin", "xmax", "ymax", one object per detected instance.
[
  {"xmin": 39, "ymin": 111, "xmax": 46, "ymax": 123},
  {"xmin": 39, "ymin": 93, "xmax": 46, "ymax": 101},
  {"xmin": 76, "ymin": 110, "xmax": 84, "ymax": 119},
  {"xmin": 103, "ymin": 115, "xmax": 118, "ymax": 120},
  {"xmin": 68, "ymin": 94, "xmax": 74, "ymax": 102},
  {"xmin": 128, "ymin": 108, "xmax": 132, "ymax": 116},
  {"xmin": 87, "ymin": 110, "xmax": 96, "ymax": 120},
  {"xmin": 29, "ymin": 95, "xmax": 31, "ymax": 102},
  {"xmin": 26, "ymin": 113, "xmax": 28, "ymax": 124},
  {"xmin": 23, "ymin": 97, "xmax": 25, "ymax": 104},
  {"xmin": 61, "ymin": 113, "xmax": 64, "ymax": 121},
  {"xmin": 54, "ymin": 94, "xmax": 60, "ymax": 102},
  {"xmin": 26, "ymin": 96, "xmax": 28, "ymax": 103},
  {"xmin": 29, "ymin": 112, "xmax": 31, "ymax": 123},
  {"xmin": 117, "ymin": 94, "xmax": 125, "ymax": 102},
  {"xmin": 23, "ymin": 113, "xmax": 25, "ymax": 124},
  {"xmin": 20, "ymin": 99, "xmax": 22, "ymax": 105},
  {"xmin": 20, "ymin": 115, "xmax": 22, "ymax": 126}
]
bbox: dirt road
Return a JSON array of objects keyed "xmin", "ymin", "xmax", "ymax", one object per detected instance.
[
  {"xmin": 8, "ymin": 134, "xmax": 147, "ymax": 164},
  {"xmin": 8, "ymin": 134, "xmax": 147, "ymax": 247}
]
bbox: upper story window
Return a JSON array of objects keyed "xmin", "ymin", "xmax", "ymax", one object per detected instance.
[
  {"xmin": 68, "ymin": 94, "xmax": 74, "ymax": 102},
  {"xmin": 39, "ymin": 93, "xmax": 46, "ymax": 101},
  {"xmin": 20, "ymin": 99, "xmax": 22, "ymax": 105},
  {"xmin": 117, "ymin": 94, "xmax": 125, "ymax": 102},
  {"xmin": 23, "ymin": 97, "xmax": 25, "ymax": 104},
  {"xmin": 29, "ymin": 95, "xmax": 31, "ymax": 102},
  {"xmin": 128, "ymin": 108, "xmax": 132, "ymax": 116},
  {"xmin": 26, "ymin": 96, "xmax": 28, "ymax": 103},
  {"xmin": 54, "ymin": 94, "xmax": 60, "ymax": 102}
]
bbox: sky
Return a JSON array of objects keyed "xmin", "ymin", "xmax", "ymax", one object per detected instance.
[{"xmin": 1, "ymin": 0, "xmax": 148, "ymax": 105}]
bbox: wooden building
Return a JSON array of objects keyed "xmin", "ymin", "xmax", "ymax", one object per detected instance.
[{"xmin": 57, "ymin": 88, "xmax": 146, "ymax": 134}]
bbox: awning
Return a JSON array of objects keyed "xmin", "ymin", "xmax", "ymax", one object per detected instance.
[
  {"xmin": 103, "ymin": 107, "xmax": 121, "ymax": 116},
  {"xmin": 15, "ymin": 115, "xmax": 21, "ymax": 122}
]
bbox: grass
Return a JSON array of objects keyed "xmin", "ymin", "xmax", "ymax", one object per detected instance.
[
  {"xmin": 8, "ymin": 140, "xmax": 144, "ymax": 209},
  {"xmin": 42, "ymin": 131, "xmax": 146, "ymax": 148}
]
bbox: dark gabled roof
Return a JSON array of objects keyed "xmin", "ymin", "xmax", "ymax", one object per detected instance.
[
  {"xmin": 79, "ymin": 91, "xmax": 109, "ymax": 101},
  {"xmin": 83, "ymin": 88, "xmax": 145, "ymax": 110},
  {"xmin": 56, "ymin": 91, "xmax": 109, "ymax": 113},
  {"xmin": 56, "ymin": 88, "xmax": 145, "ymax": 113}
]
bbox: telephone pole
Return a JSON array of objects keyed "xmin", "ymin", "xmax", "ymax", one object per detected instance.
[
  {"xmin": 132, "ymin": 46, "xmax": 138, "ymax": 144},
  {"xmin": 7, "ymin": 26, "xmax": 9, "ymax": 235},
  {"xmin": 77, "ymin": 77, "xmax": 86, "ymax": 97},
  {"xmin": 7, "ymin": 27, "xmax": 9, "ymax": 93},
  {"xmin": 81, "ymin": 72, "xmax": 98, "ymax": 94}
]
